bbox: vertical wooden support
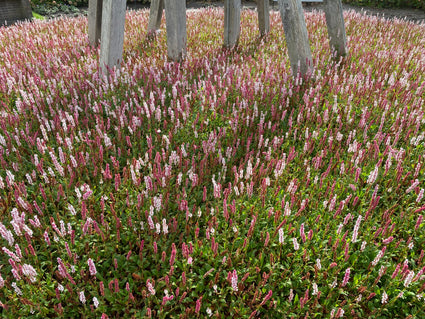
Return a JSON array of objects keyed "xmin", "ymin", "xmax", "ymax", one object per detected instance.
[
  {"xmin": 323, "ymin": 0, "xmax": 347, "ymax": 57},
  {"xmin": 164, "ymin": 0, "xmax": 187, "ymax": 61},
  {"xmin": 88, "ymin": 0, "xmax": 103, "ymax": 46},
  {"xmin": 99, "ymin": 0, "xmax": 126, "ymax": 72},
  {"xmin": 0, "ymin": 0, "xmax": 32, "ymax": 26},
  {"xmin": 257, "ymin": 0, "xmax": 270, "ymax": 37},
  {"xmin": 148, "ymin": 0, "xmax": 164, "ymax": 33},
  {"xmin": 278, "ymin": 0, "xmax": 313, "ymax": 78},
  {"xmin": 224, "ymin": 0, "xmax": 241, "ymax": 48}
]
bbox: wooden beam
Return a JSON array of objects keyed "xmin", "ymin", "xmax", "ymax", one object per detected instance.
[
  {"xmin": 323, "ymin": 0, "xmax": 347, "ymax": 57},
  {"xmin": 278, "ymin": 0, "xmax": 313, "ymax": 78},
  {"xmin": 88, "ymin": 0, "xmax": 103, "ymax": 46},
  {"xmin": 257, "ymin": 0, "xmax": 270, "ymax": 37},
  {"xmin": 224, "ymin": 0, "xmax": 241, "ymax": 48},
  {"xmin": 99, "ymin": 0, "xmax": 126, "ymax": 72},
  {"xmin": 164, "ymin": 0, "xmax": 187, "ymax": 61},
  {"xmin": 148, "ymin": 0, "xmax": 164, "ymax": 33}
]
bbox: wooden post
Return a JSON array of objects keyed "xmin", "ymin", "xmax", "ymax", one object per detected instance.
[
  {"xmin": 164, "ymin": 0, "xmax": 187, "ymax": 61},
  {"xmin": 148, "ymin": 0, "xmax": 164, "ymax": 33},
  {"xmin": 99, "ymin": 0, "xmax": 126, "ymax": 72},
  {"xmin": 88, "ymin": 0, "xmax": 103, "ymax": 46},
  {"xmin": 0, "ymin": 0, "xmax": 32, "ymax": 26},
  {"xmin": 224, "ymin": 0, "xmax": 241, "ymax": 49},
  {"xmin": 278, "ymin": 0, "xmax": 313, "ymax": 78},
  {"xmin": 257, "ymin": 0, "xmax": 270, "ymax": 37},
  {"xmin": 323, "ymin": 0, "xmax": 347, "ymax": 57}
]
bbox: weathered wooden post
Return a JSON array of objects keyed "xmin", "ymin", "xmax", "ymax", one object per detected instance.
[
  {"xmin": 148, "ymin": 0, "xmax": 164, "ymax": 33},
  {"xmin": 257, "ymin": 0, "xmax": 270, "ymax": 36},
  {"xmin": 99, "ymin": 0, "xmax": 126, "ymax": 72},
  {"xmin": 278, "ymin": 0, "xmax": 313, "ymax": 78},
  {"xmin": 164, "ymin": 0, "xmax": 186, "ymax": 61},
  {"xmin": 224, "ymin": 0, "xmax": 241, "ymax": 48},
  {"xmin": 88, "ymin": 0, "xmax": 103, "ymax": 46},
  {"xmin": 0, "ymin": 0, "xmax": 32, "ymax": 26},
  {"xmin": 323, "ymin": 0, "xmax": 347, "ymax": 57}
]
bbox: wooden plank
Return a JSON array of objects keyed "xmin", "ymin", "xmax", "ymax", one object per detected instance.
[
  {"xmin": 323, "ymin": 0, "xmax": 347, "ymax": 57},
  {"xmin": 257, "ymin": 0, "xmax": 270, "ymax": 37},
  {"xmin": 0, "ymin": 0, "xmax": 32, "ymax": 26},
  {"xmin": 224, "ymin": 0, "xmax": 241, "ymax": 48},
  {"xmin": 147, "ymin": 0, "xmax": 164, "ymax": 33},
  {"xmin": 99, "ymin": 0, "xmax": 126, "ymax": 72},
  {"xmin": 278, "ymin": 0, "xmax": 314, "ymax": 78},
  {"xmin": 88, "ymin": 0, "xmax": 103, "ymax": 46},
  {"xmin": 164, "ymin": 0, "xmax": 186, "ymax": 61}
]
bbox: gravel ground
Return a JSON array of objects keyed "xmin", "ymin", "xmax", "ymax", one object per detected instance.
[{"xmin": 45, "ymin": 1, "xmax": 425, "ymax": 24}]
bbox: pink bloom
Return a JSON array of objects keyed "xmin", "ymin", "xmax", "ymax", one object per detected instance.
[
  {"xmin": 260, "ymin": 290, "xmax": 273, "ymax": 306},
  {"xmin": 300, "ymin": 224, "xmax": 306, "ymax": 243},
  {"xmin": 372, "ymin": 246, "xmax": 386, "ymax": 266},
  {"xmin": 88, "ymin": 258, "xmax": 97, "ymax": 276},
  {"xmin": 22, "ymin": 264, "xmax": 37, "ymax": 282},
  {"xmin": 170, "ymin": 243, "xmax": 176, "ymax": 266},
  {"xmin": 367, "ymin": 166, "xmax": 378, "ymax": 184},
  {"xmin": 195, "ymin": 296, "xmax": 202, "ymax": 314},
  {"xmin": 147, "ymin": 279, "xmax": 155, "ymax": 296},
  {"xmin": 264, "ymin": 232, "xmax": 270, "ymax": 247},
  {"xmin": 231, "ymin": 270, "xmax": 238, "ymax": 291},
  {"xmin": 404, "ymin": 270, "xmax": 415, "ymax": 287},
  {"xmin": 341, "ymin": 268, "xmax": 350, "ymax": 287},
  {"xmin": 99, "ymin": 281, "xmax": 105, "ymax": 296},
  {"xmin": 415, "ymin": 215, "xmax": 423, "ymax": 231},
  {"xmin": 79, "ymin": 291, "xmax": 86, "ymax": 304}
]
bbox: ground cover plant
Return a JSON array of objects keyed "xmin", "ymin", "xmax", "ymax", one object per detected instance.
[{"xmin": 0, "ymin": 8, "xmax": 425, "ymax": 318}]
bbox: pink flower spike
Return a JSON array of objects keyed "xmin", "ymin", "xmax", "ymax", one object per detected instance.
[
  {"xmin": 342, "ymin": 268, "xmax": 350, "ymax": 287},
  {"xmin": 260, "ymin": 290, "xmax": 273, "ymax": 306},
  {"xmin": 195, "ymin": 296, "xmax": 203, "ymax": 314},
  {"xmin": 88, "ymin": 258, "xmax": 97, "ymax": 276},
  {"xmin": 231, "ymin": 270, "xmax": 238, "ymax": 291}
]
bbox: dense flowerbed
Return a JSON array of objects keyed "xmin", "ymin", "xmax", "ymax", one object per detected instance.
[{"xmin": 0, "ymin": 8, "xmax": 425, "ymax": 318}]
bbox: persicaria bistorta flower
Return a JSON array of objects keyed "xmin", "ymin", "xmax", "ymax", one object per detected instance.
[
  {"xmin": 406, "ymin": 179, "xmax": 420, "ymax": 193},
  {"xmin": 22, "ymin": 264, "xmax": 37, "ymax": 282},
  {"xmin": 367, "ymin": 166, "xmax": 379, "ymax": 184},
  {"xmin": 278, "ymin": 228, "xmax": 284, "ymax": 244},
  {"xmin": 371, "ymin": 246, "xmax": 386, "ymax": 266},
  {"xmin": 0, "ymin": 223, "xmax": 14, "ymax": 246},
  {"xmin": 147, "ymin": 279, "xmax": 155, "ymax": 296},
  {"xmin": 79, "ymin": 291, "xmax": 86, "ymax": 304},
  {"xmin": 12, "ymin": 282, "xmax": 22, "ymax": 295},
  {"xmin": 404, "ymin": 270, "xmax": 415, "ymax": 287},
  {"xmin": 341, "ymin": 268, "xmax": 350, "ymax": 287},
  {"xmin": 351, "ymin": 215, "xmax": 362, "ymax": 242},
  {"xmin": 88, "ymin": 258, "xmax": 97, "ymax": 276},
  {"xmin": 93, "ymin": 297, "xmax": 99, "ymax": 308},
  {"xmin": 316, "ymin": 258, "xmax": 321, "ymax": 270},
  {"xmin": 293, "ymin": 237, "xmax": 299, "ymax": 251},
  {"xmin": 195, "ymin": 296, "xmax": 202, "ymax": 314},
  {"xmin": 381, "ymin": 291, "xmax": 388, "ymax": 304},
  {"xmin": 300, "ymin": 224, "xmax": 306, "ymax": 243},
  {"xmin": 231, "ymin": 269, "xmax": 238, "ymax": 291},
  {"xmin": 260, "ymin": 290, "xmax": 273, "ymax": 306},
  {"xmin": 312, "ymin": 282, "xmax": 319, "ymax": 295},
  {"xmin": 417, "ymin": 189, "xmax": 424, "ymax": 203}
]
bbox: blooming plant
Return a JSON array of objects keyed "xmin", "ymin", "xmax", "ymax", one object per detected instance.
[{"xmin": 0, "ymin": 8, "xmax": 424, "ymax": 318}]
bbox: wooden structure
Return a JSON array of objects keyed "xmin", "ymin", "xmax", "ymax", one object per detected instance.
[
  {"xmin": 0, "ymin": 0, "xmax": 32, "ymax": 26},
  {"xmin": 88, "ymin": 0, "xmax": 347, "ymax": 78}
]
